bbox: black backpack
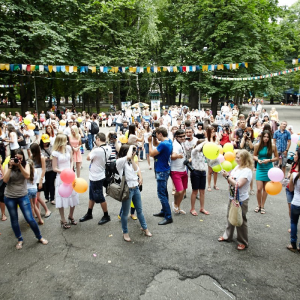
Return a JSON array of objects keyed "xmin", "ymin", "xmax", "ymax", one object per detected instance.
[
  {"xmin": 90, "ymin": 121, "xmax": 99, "ymax": 135},
  {"xmin": 100, "ymin": 146, "xmax": 117, "ymax": 188},
  {"xmin": 17, "ymin": 130, "xmax": 26, "ymax": 147}
]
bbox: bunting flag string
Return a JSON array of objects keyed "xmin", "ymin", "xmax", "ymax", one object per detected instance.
[
  {"xmin": 292, "ymin": 58, "xmax": 300, "ymax": 65},
  {"xmin": 211, "ymin": 66, "xmax": 300, "ymax": 81},
  {"xmin": 0, "ymin": 82, "xmax": 28, "ymax": 88},
  {"xmin": 0, "ymin": 62, "xmax": 248, "ymax": 74}
]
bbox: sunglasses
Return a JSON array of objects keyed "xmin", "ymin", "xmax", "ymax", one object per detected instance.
[{"xmin": 177, "ymin": 135, "xmax": 186, "ymax": 138}]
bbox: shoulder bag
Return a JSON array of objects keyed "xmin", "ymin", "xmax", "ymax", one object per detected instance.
[
  {"xmin": 106, "ymin": 169, "xmax": 129, "ymax": 202},
  {"xmin": 228, "ymin": 182, "xmax": 243, "ymax": 227}
]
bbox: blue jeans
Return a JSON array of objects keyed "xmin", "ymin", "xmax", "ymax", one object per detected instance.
[
  {"xmin": 291, "ymin": 204, "xmax": 300, "ymax": 246},
  {"xmin": 121, "ymin": 186, "xmax": 147, "ymax": 234},
  {"xmin": 115, "ymin": 122, "xmax": 122, "ymax": 132},
  {"xmin": 156, "ymin": 170, "xmax": 172, "ymax": 220},
  {"xmin": 88, "ymin": 133, "xmax": 94, "ymax": 150},
  {"xmin": 4, "ymin": 195, "xmax": 42, "ymax": 241}
]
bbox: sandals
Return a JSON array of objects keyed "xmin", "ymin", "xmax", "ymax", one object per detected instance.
[
  {"xmin": 207, "ymin": 187, "xmax": 212, "ymax": 192},
  {"xmin": 68, "ymin": 216, "xmax": 77, "ymax": 225},
  {"xmin": 141, "ymin": 228, "xmax": 152, "ymax": 237},
  {"xmin": 254, "ymin": 206, "xmax": 261, "ymax": 213},
  {"xmin": 38, "ymin": 238, "xmax": 49, "ymax": 245},
  {"xmin": 190, "ymin": 210, "xmax": 198, "ymax": 216},
  {"xmin": 123, "ymin": 234, "xmax": 131, "ymax": 242},
  {"xmin": 261, "ymin": 208, "xmax": 266, "ymax": 214},
  {"xmin": 1, "ymin": 214, "xmax": 7, "ymax": 221},
  {"xmin": 50, "ymin": 201, "xmax": 55, "ymax": 205},
  {"xmin": 60, "ymin": 221, "xmax": 71, "ymax": 229},
  {"xmin": 213, "ymin": 186, "xmax": 219, "ymax": 190},
  {"xmin": 45, "ymin": 211, "xmax": 52, "ymax": 218},
  {"xmin": 250, "ymin": 190, "xmax": 255, "ymax": 195},
  {"xmin": 237, "ymin": 244, "xmax": 246, "ymax": 250},
  {"xmin": 130, "ymin": 215, "xmax": 138, "ymax": 220},
  {"xmin": 178, "ymin": 209, "xmax": 186, "ymax": 215},
  {"xmin": 286, "ymin": 244, "xmax": 297, "ymax": 253},
  {"xmin": 200, "ymin": 209, "xmax": 210, "ymax": 215},
  {"xmin": 16, "ymin": 241, "xmax": 23, "ymax": 250},
  {"xmin": 218, "ymin": 236, "xmax": 228, "ymax": 242}
]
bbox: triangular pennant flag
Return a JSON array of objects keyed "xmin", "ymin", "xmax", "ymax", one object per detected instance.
[
  {"xmin": 217, "ymin": 64, "xmax": 224, "ymax": 70},
  {"xmin": 65, "ymin": 66, "xmax": 69, "ymax": 73},
  {"xmin": 245, "ymin": 62, "xmax": 248, "ymax": 68},
  {"xmin": 73, "ymin": 66, "xmax": 77, "ymax": 72},
  {"xmin": 91, "ymin": 66, "xmax": 96, "ymax": 73},
  {"xmin": 122, "ymin": 67, "xmax": 126, "ymax": 73},
  {"xmin": 39, "ymin": 65, "xmax": 44, "ymax": 72},
  {"xmin": 202, "ymin": 65, "xmax": 208, "ymax": 71},
  {"xmin": 170, "ymin": 66, "xmax": 173, "ymax": 72},
  {"xmin": 48, "ymin": 65, "xmax": 53, "ymax": 72},
  {"xmin": 44, "ymin": 65, "xmax": 49, "ymax": 72},
  {"xmin": 53, "ymin": 66, "xmax": 57, "ymax": 72},
  {"xmin": 173, "ymin": 66, "xmax": 178, "ymax": 72},
  {"xmin": 56, "ymin": 66, "xmax": 61, "ymax": 72},
  {"xmin": 31, "ymin": 65, "xmax": 36, "ymax": 71},
  {"xmin": 154, "ymin": 66, "xmax": 158, "ymax": 73},
  {"xmin": 129, "ymin": 67, "xmax": 134, "ymax": 73},
  {"xmin": 69, "ymin": 66, "xmax": 73, "ymax": 73},
  {"xmin": 22, "ymin": 64, "xmax": 27, "ymax": 71},
  {"xmin": 0, "ymin": 64, "xmax": 5, "ymax": 70},
  {"xmin": 119, "ymin": 67, "xmax": 123, "ymax": 73}
]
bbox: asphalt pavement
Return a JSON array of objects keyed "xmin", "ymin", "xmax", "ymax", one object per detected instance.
[{"xmin": 0, "ymin": 104, "xmax": 300, "ymax": 300}]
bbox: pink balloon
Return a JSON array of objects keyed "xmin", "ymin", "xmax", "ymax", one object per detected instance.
[
  {"xmin": 58, "ymin": 183, "xmax": 73, "ymax": 198},
  {"xmin": 218, "ymin": 154, "xmax": 225, "ymax": 163},
  {"xmin": 291, "ymin": 134, "xmax": 299, "ymax": 144},
  {"xmin": 60, "ymin": 169, "xmax": 76, "ymax": 184},
  {"xmin": 268, "ymin": 167, "xmax": 284, "ymax": 182}
]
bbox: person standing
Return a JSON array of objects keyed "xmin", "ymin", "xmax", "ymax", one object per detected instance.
[
  {"xmin": 69, "ymin": 125, "xmax": 82, "ymax": 178},
  {"xmin": 79, "ymin": 132, "xmax": 112, "ymax": 225},
  {"xmin": 148, "ymin": 127, "xmax": 173, "ymax": 225},
  {"xmin": 273, "ymin": 121, "xmax": 291, "ymax": 177},
  {"xmin": 253, "ymin": 130, "xmax": 278, "ymax": 214},
  {"xmin": 52, "ymin": 134, "xmax": 79, "ymax": 229}
]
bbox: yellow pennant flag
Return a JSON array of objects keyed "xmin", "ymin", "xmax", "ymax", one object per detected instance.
[
  {"xmin": 73, "ymin": 66, "xmax": 77, "ymax": 72},
  {"xmin": 0, "ymin": 64, "xmax": 5, "ymax": 70},
  {"xmin": 30, "ymin": 65, "xmax": 35, "ymax": 72},
  {"xmin": 65, "ymin": 66, "xmax": 69, "ymax": 73},
  {"xmin": 202, "ymin": 65, "xmax": 208, "ymax": 71},
  {"xmin": 48, "ymin": 65, "xmax": 53, "ymax": 72},
  {"xmin": 163, "ymin": 67, "xmax": 168, "ymax": 72},
  {"xmin": 245, "ymin": 62, "xmax": 248, "ymax": 68},
  {"xmin": 173, "ymin": 66, "xmax": 178, "ymax": 72},
  {"xmin": 147, "ymin": 66, "xmax": 151, "ymax": 73},
  {"xmin": 129, "ymin": 67, "xmax": 134, "ymax": 73},
  {"xmin": 132, "ymin": 67, "xmax": 137, "ymax": 73},
  {"xmin": 5, "ymin": 64, "xmax": 10, "ymax": 71},
  {"xmin": 91, "ymin": 66, "xmax": 96, "ymax": 73},
  {"xmin": 157, "ymin": 67, "xmax": 161, "ymax": 72},
  {"xmin": 217, "ymin": 64, "xmax": 224, "ymax": 70}
]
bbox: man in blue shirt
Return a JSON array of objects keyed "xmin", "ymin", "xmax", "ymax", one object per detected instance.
[
  {"xmin": 273, "ymin": 121, "xmax": 291, "ymax": 177},
  {"xmin": 148, "ymin": 127, "xmax": 173, "ymax": 225}
]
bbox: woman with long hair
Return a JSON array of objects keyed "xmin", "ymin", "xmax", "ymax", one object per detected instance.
[
  {"xmin": 116, "ymin": 144, "xmax": 152, "ymax": 242},
  {"xmin": 69, "ymin": 125, "xmax": 82, "ymax": 178},
  {"xmin": 287, "ymin": 155, "xmax": 300, "ymax": 252},
  {"xmin": 27, "ymin": 159, "xmax": 44, "ymax": 225},
  {"xmin": 4, "ymin": 124, "xmax": 19, "ymax": 157},
  {"xmin": 3, "ymin": 149, "xmax": 48, "ymax": 249},
  {"xmin": 40, "ymin": 134, "xmax": 56, "ymax": 205},
  {"xmin": 32, "ymin": 117, "xmax": 40, "ymax": 144},
  {"xmin": 52, "ymin": 134, "xmax": 79, "ymax": 229},
  {"xmin": 219, "ymin": 150, "xmax": 253, "ymax": 250},
  {"xmin": 142, "ymin": 122, "xmax": 152, "ymax": 169},
  {"xmin": 30, "ymin": 143, "xmax": 52, "ymax": 218},
  {"xmin": 206, "ymin": 125, "xmax": 220, "ymax": 191},
  {"xmin": 45, "ymin": 125, "xmax": 55, "ymax": 146},
  {"xmin": 194, "ymin": 122, "xmax": 205, "ymax": 140},
  {"xmin": 253, "ymin": 130, "xmax": 279, "ymax": 214}
]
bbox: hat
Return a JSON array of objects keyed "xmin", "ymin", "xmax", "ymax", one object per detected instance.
[{"xmin": 41, "ymin": 134, "xmax": 50, "ymax": 143}]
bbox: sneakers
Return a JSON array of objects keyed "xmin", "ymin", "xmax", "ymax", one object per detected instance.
[{"xmin": 98, "ymin": 215, "xmax": 111, "ymax": 225}]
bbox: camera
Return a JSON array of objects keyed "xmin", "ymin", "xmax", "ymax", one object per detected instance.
[
  {"xmin": 111, "ymin": 134, "xmax": 117, "ymax": 139},
  {"xmin": 185, "ymin": 137, "xmax": 191, "ymax": 141},
  {"xmin": 14, "ymin": 157, "xmax": 19, "ymax": 163},
  {"xmin": 183, "ymin": 159, "xmax": 195, "ymax": 172},
  {"xmin": 152, "ymin": 130, "xmax": 156, "ymax": 138},
  {"xmin": 246, "ymin": 131, "xmax": 251, "ymax": 137}
]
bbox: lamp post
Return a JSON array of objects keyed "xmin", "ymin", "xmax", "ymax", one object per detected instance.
[{"xmin": 198, "ymin": 47, "xmax": 208, "ymax": 111}]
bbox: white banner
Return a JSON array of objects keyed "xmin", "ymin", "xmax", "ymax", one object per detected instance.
[{"xmin": 151, "ymin": 100, "xmax": 160, "ymax": 118}]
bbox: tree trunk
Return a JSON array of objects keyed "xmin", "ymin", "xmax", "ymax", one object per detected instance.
[
  {"xmin": 270, "ymin": 96, "xmax": 274, "ymax": 104},
  {"xmin": 189, "ymin": 85, "xmax": 198, "ymax": 108},
  {"xmin": 20, "ymin": 76, "xmax": 29, "ymax": 115},
  {"xmin": 211, "ymin": 92, "xmax": 219, "ymax": 117},
  {"xmin": 72, "ymin": 92, "xmax": 76, "ymax": 107},
  {"xmin": 96, "ymin": 88, "xmax": 100, "ymax": 113}
]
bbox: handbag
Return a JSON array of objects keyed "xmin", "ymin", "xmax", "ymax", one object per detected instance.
[
  {"xmin": 106, "ymin": 172, "xmax": 130, "ymax": 202},
  {"xmin": 228, "ymin": 183, "xmax": 243, "ymax": 227}
]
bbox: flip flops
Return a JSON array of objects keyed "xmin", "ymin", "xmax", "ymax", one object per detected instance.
[
  {"xmin": 190, "ymin": 210, "xmax": 198, "ymax": 216},
  {"xmin": 199, "ymin": 209, "xmax": 210, "ymax": 215}
]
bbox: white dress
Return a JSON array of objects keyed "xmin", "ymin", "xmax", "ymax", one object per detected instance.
[{"xmin": 52, "ymin": 145, "xmax": 79, "ymax": 208}]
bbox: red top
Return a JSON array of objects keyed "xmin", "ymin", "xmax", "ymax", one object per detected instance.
[
  {"xmin": 220, "ymin": 133, "xmax": 230, "ymax": 146},
  {"xmin": 287, "ymin": 162, "xmax": 298, "ymax": 189}
]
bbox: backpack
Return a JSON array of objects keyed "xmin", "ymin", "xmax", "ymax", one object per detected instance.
[
  {"xmin": 90, "ymin": 121, "xmax": 99, "ymax": 135},
  {"xmin": 17, "ymin": 130, "xmax": 26, "ymax": 147},
  {"xmin": 100, "ymin": 146, "xmax": 117, "ymax": 188}
]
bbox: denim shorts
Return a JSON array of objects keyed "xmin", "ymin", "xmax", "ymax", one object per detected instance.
[
  {"xmin": 27, "ymin": 188, "xmax": 37, "ymax": 200},
  {"xmin": 89, "ymin": 179, "xmax": 105, "ymax": 203},
  {"xmin": 286, "ymin": 188, "xmax": 294, "ymax": 204},
  {"xmin": 34, "ymin": 130, "xmax": 39, "ymax": 135},
  {"xmin": 144, "ymin": 143, "xmax": 149, "ymax": 154}
]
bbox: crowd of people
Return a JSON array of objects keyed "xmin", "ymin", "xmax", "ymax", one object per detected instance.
[{"xmin": 0, "ymin": 99, "xmax": 300, "ymax": 252}]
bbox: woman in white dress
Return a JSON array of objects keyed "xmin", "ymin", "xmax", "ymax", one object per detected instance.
[{"xmin": 52, "ymin": 134, "xmax": 79, "ymax": 229}]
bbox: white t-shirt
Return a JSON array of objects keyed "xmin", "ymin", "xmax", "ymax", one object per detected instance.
[
  {"xmin": 171, "ymin": 139, "xmax": 186, "ymax": 172},
  {"xmin": 116, "ymin": 114, "xmax": 123, "ymax": 124},
  {"xmin": 229, "ymin": 167, "xmax": 252, "ymax": 201},
  {"xmin": 66, "ymin": 112, "xmax": 73, "ymax": 120},
  {"xmin": 184, "ymin": 137, "xmax": 198, "ymax": 159},
  {"xmin": 162, "ymin": 114, "xmax": 172, "ymax": 126},
  {"xmin": 89, "ymin": 145, "xmax": 112, "ymax": 181},
  {"xmin": 10, "ymin": 132, "xmax": 19, "ymax": 150},
  {"xmin": 86, "ymin": 121, "xmax": 91, "ymax": 133},
  {"xmin": 291, "ymin": 173, "xmax": 300, "ymax": 206},
  {"xmin": 116, "ymin": 156, "xmax": 139, "ymax": 188}
]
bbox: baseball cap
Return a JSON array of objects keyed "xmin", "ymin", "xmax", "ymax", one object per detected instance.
[{"xmin": 41, "ymin": 134, "xmax": 50, "ymax": 143}]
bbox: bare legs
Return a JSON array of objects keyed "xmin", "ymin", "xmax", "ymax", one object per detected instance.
[
  {"xmin": 30, "ymin": 197, "xmax": 43, "ymax": 224},
  {"xmin": 256, "ymin": 180, "xmax": 268, "ymax": 211},
  {"xmin": 174, "ymin": 190, "xmax": 185, "ymax": 211},
  {"xmin": 76, "ymin": 162, "xmax": 81, "ymax": 178},
  {"xmin": 0, "ymin": 202, "xmax": 7, "ymax": 221},
  {"xmin": 37, "ymin": 192, "xmax": 51, "ymax": 216},
  {"xmin": 207, "ymin": 166, "xmax": 218, "ymax": 190}
]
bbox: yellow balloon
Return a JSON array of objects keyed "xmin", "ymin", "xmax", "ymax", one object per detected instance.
[
  {"xmin": 203, "ymin": 142, "xmax": 219, "ymax": 160},
  {"xmin": 254, "ymin": 129, "xmax": 259, "ymax": 138},
  {"xmin": 223, "ymin": 143, "xmax": 234, "ymax": 153},
  {"xmin": 2, "ymin": 155, "xmax": 10, "ymax": 168},
  {"xmin": 218, "ymin": 145, "xmax": 223, "ymax": 155},
  {"xmin": 119, "ymin": 136, "xmax": 128, "ymax": 144},
  {"xmin": 72, "ymin": 178, "xmax": 88, "ymax": 193},
  {"xmin": 24, "ymin": 118, "xmax": 31, "ymax": 125},
  {"xmin": 27, "ymin": 123, "xmax": 35, "ymax": 130},
  {"xmin": 60, "ymin": 120, "xmax": 66, "ymax": 126},
  {"xmin": 77, "ymin": 117, "xmax": 82, "ymax": 123},
  {"xmin": 125, "ymin": 130, "xmax": 129, "ymax": 138}
]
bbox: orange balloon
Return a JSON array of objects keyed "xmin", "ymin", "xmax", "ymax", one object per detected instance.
[
  {"xmin": 218, "ymin": 145, "xmax": 223, "ymax": 155},
  {"xmin": 27, "ymin": 123, "xmax": 35, "ymax": 130},
  {"xmin": 224, "ymin": 152, "xmax": 235, "ymax": 162},
  {"xmin": 265, "ymin": 181, "xmax": 282, "ymax": 196},
  {"xmin": 72, "ymin": 178, "xmax": 88, "ymax": 193}
]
